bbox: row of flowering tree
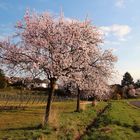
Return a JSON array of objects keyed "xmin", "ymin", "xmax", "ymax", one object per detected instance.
[{"xmin": 0, "ymin": 10, "xmax": 117, "ymax": 127}]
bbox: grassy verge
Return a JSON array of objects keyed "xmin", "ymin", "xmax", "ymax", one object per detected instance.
[
  {"xmin": 82, "ymin": 100, "xmax": 140, "ymax": 140},
  {"xmin": 0, "ymin": 101, "xmax": 107, "ymax": 140}
]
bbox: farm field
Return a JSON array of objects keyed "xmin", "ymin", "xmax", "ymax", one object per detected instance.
[
  {"xmin": 0, "ymin": 100, "xmax": 107, "ymax": 140},
  {"xmin": 0, "ymin": 99, "xmax": 139, "ymax": 140}
]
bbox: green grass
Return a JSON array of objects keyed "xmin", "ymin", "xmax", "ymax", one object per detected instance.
[
  {"xmin": 0, "ymin": 101, "xmax": 107, "ymax": 140},
  {"xmin": 1, "ymin": 99, "xmax": 139, "ymax": 140},
  {"xmin": 82, "ymin": 100, "xmax": 140, "ymax": 140},
  {"xmin": 83, "ymin": 125, "xmax": 140, "ymax": 140}
]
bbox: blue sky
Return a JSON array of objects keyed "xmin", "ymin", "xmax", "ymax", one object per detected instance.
[{"xmin": 0, "ymin": 0, "xmax": 140, "ymax": 83}]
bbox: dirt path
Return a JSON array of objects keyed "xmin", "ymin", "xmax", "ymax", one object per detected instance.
[
  {"xmin": 80, "ymin": 101, "xmax": 92, "ymax": 105},
  {"xmin": 129, "ymin": 101, "xmax": 140, "ymax": 108},
  {"xmin": 76, "ymin": 103, "xmax": 110, "ymax": 140}
]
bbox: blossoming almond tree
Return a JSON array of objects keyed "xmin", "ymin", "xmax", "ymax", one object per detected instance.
[
  {"xmin": 0, "ymin": 10, "xmax": 116, "ymax": 126},
  {"xmin": 62, "ymin": 49, "xmax": 117, "ymax": 112}
]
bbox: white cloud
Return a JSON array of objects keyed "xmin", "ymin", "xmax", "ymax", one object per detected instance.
[
  {"xmin": 0, "ymin": 24, "xmax": 14, "ymax": 41},
  {"xmin": 115, "ymin": 0, "xmax": 125, "ymax": 8},
  {"xmin": 100, "ymin": 24, "xmax": 131, "ymax": 40}
]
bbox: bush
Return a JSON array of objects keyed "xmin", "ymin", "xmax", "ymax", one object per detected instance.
[{"xmin": 0, "ymin": 77, "xmax": 7, "ymax": 89}]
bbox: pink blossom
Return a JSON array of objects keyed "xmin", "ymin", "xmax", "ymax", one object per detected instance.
[{"xmin": 16, "ymin": 21, "xmax": 23, "ymax": 28}]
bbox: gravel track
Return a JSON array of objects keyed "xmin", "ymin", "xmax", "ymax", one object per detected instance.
[{"xmin": 129, "ymin": 101, "xmax": 140, "ymax": 108}]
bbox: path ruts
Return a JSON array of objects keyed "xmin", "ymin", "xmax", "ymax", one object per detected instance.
[{"xmin": 76, "ymin": 103, "xmax": 110, "ymax": 140}]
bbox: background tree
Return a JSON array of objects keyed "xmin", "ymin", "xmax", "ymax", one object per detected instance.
[
  {"xmin": 121, "ymin": 72, "xmax": 134, "ymax": 87},
  {"xmin": 0, "ymin": 10, "xmax": 116, "ymax": 125},
  {"xmin": 135, "ymin": 79, "xmax": 140, "ymax": 88}
]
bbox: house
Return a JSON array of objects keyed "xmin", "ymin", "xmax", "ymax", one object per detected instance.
[
  {"xmin": 25, "ymin": 78, "xmax": 48, "ymax": 89},
  {"xmin": 7, "ymin": 76, "xmax": 48, "ymax": 89}
]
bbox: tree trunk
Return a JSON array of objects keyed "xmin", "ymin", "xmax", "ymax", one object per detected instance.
[
  {"xmin": 43, "ymin": 78, "xmax": 56, "ymax": 127},
  {"xmin": 76, "ymin": 87, "xmax": 80, "ymax": 112}
]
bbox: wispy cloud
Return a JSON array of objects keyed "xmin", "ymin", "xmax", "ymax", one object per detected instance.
[
  {"xmin": 100, "ymin": 24, "xmax": 131, "ymax": 40},
  {"xmin": 0, "ymin": 2, "xmax": 8, "ymax": 10},
  {"xmin": 0, "ymin": 24, "xmax": 14, "ymax": 41},
  {"xmin": 115, "ymin": 0, "xmax": 125, "ymax": 8},
  {"xmin": 0, "ymin": 2, "xmax": 12, "ymax": 11},
  {"xmin": 104, "ymin": 40, "xmax": 120, "ymax": 46}
]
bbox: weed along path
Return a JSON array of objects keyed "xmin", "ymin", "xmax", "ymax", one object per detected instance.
[{"xmin": 129, "ymin": 101, "xmax": 140, "ymax": 108}]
